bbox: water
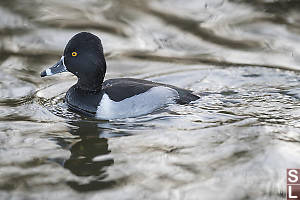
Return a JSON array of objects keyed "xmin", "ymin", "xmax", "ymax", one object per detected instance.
[{"xmin": 1, "ymin": 0, "xmax": 300, "ymax": 199}]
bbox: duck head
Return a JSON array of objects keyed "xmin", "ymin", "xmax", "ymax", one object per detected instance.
[{"xmin": 41, "ymin": 32, "xmax": 107, "ymax": 91}]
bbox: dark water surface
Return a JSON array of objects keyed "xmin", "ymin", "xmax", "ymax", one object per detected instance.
[{"xmin": 1, "ymin": 0, "xmax": 300, "ymax": 199}]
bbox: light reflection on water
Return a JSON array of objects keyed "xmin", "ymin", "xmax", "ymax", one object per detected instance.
[{"xmin": 1, "ymin": 0, "xmax": 300, "ymax": 199}]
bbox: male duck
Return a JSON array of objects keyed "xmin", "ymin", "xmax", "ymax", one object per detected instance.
[{"xmin": 41, "ymin": 32, "xmax": 199, "ymax": 119}]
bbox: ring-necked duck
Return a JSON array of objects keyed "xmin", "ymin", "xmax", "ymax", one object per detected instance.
[{"xmin": 41, "ymin": 32, "xmax": 199, "ymax": 119}]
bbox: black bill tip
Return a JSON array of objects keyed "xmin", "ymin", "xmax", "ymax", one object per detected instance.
[{"xmin": 40, "ymin": 70, "xmax": 47, "ymax": 77}]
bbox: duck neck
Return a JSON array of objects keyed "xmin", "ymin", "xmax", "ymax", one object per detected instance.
[{"xmin": 76, "ymin": 77, "xmax": 103, "ymax": 93}]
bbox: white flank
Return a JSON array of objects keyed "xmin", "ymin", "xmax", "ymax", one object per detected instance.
[{"xmin": 96, "ymin": 86, "xmax": 179, "ymax": 120}]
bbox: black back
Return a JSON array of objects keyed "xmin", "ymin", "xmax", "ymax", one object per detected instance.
[{"xmin": 102, "ymin": 78, "xmax": 199, "ymax": 104}]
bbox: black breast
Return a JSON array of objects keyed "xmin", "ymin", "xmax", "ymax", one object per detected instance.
[{"xmin": 66, "ymin": 85, "xmax": 103, "ymax": 115}]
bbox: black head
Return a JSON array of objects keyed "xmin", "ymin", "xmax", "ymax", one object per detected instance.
[{"xmin": 41, "ymin": 32, "xmax": 107, "ymax": 91}]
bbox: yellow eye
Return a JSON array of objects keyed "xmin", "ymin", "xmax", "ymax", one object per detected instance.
[{"xmin": 72, "ymin": 52, "xmax": 78, "ymax": 57}]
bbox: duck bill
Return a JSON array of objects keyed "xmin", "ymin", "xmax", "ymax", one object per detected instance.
[{"xmin": 40, "ymin": 56, "xmax": 68, "ymax": 77}]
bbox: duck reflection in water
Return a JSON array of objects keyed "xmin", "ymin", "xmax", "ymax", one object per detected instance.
[{"xmin": 63, "ymin": 120, "xmax": 116, "ymax": 192}]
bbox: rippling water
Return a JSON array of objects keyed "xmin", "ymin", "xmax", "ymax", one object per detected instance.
[{"xmin": 1, "ymin": 0, "xmax": 300, "ymax": 199}]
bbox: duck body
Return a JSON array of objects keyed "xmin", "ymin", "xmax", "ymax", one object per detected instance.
[
  {"xmin": 66, "ymin": 78, "xmax": 199, "ymax": 119},
  {"xmin": 41, "ymin": 32, "xmax": 199, "ymax": 119}
]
